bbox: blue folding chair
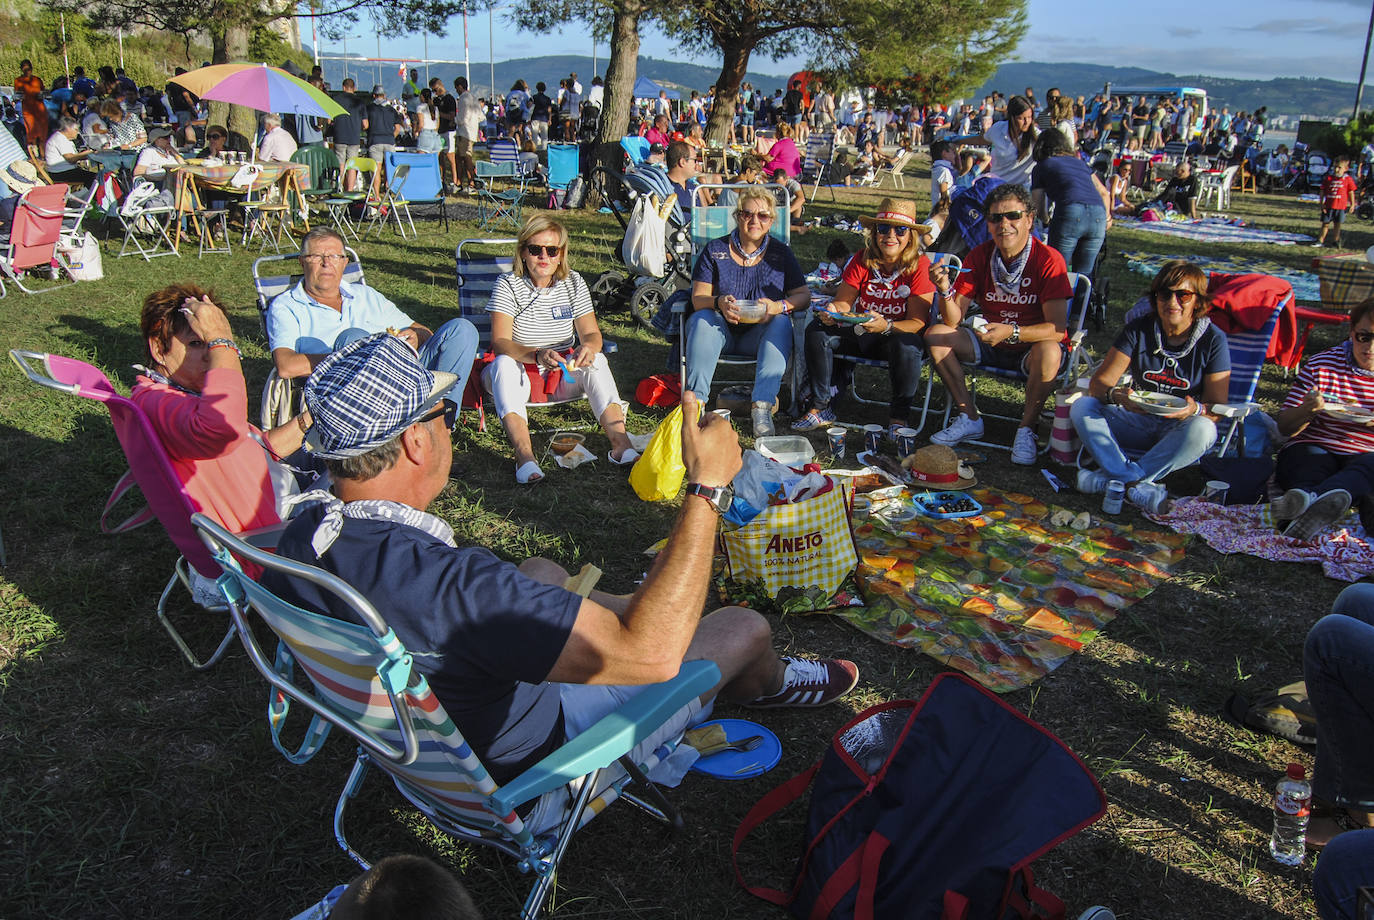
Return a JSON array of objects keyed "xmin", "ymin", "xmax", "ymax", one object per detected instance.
[
  {"xmin": 474, "ymin": 161, "xmax": 524, "ymax": 230},
  {"xmin": 546, "ymin": 143, "xmax": 580, "ymax": 201},
  {"xmin": 193, "ymin": 512, "xmax": 719, "ymax": 920},
  {"xmin": 620, "ymin": 135, "xmax": 650, "ymax": 167},
  {"xmin": 383, "ymin": 150, "xmax": 448, "ymax": 231}
]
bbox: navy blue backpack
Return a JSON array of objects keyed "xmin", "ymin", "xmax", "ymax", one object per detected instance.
[{"xmin": 734, "ymin": 673, "xmax": 1107, "ymax": 920}]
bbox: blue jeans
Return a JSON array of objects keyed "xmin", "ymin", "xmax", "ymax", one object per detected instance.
[
  {"xmin": 1276, "ymin": 442, "xmax": 1374, "ymax": 499},
  {"xmin": 1315, "ymin": 829, "xmax": 1374, "ymax": 920},
  {"xmin": 1070, "ymin": 396, "xmax": 1216, "ymax": 483},
  {"xmin": 685, "ymin": 309, "xmax": 791, "ymax": 404},
  {"xmin": 334, "ymin": 318, "xmax": 480, "ymax": 397},
  {"xmin": 1048, "ymin": 202, "xmax": 1107, "ymax": 276},
  {"xmin": 1305, "ymin": 583, "xmax": 1374, "ymax": 811}
]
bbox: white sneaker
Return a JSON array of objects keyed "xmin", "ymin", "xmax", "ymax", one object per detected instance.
[
  {"xmin": 1010, "ymin": 427, "xmax": 1038, "ymax": 465},
  {"xmin": 1127, "ymin": 481, "xmax": 1169, "ymax": 514},
  {"xmin": 1077, "ymin": 469, "xmax": 1110, "ymax": 495},
  {"xmin": 931, "ymin": 413, "xmax": 984, "ymax": 446}
]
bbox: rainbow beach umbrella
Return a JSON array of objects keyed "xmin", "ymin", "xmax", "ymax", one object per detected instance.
[{"xmin": 171, "ymin": 62, "xmax": 346, "ymax": 121}]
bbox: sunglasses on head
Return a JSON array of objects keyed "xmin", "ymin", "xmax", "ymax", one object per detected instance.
[
  {"xmin": 985, "ymin": 210, "xmax": 1027, "ymax": 223},
  {"xmin": 1354, "ymin": 331, "xmax": 1374, "ymax": 345},
  {"xmin": 1155, "ymin": 287, "xmax": 1199, "ymax": 306},
  {"xmin": 876, "ymin": 224, "xmax": 910, "ymax": 237},
  {"xmin": 524, "ymin": 244, "xmax": 561, "ymax": 258},
  {"xmin": 418, "ymin": 399, "xmax": 458, "ymax": 431}
]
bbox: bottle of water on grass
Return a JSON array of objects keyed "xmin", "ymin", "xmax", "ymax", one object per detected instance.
[{"xmin": 1270, "ymin": 762, "xmax": 1311, "ymax": 866}]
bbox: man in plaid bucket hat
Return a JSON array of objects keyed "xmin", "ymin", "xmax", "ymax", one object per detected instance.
[{"xmin": 269, "ymin": 333, "xmax": 859, "ymax": 798}]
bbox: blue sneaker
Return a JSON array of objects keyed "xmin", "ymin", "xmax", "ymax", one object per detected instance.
[{"xmin": 791, "ymin": 406, "xmax": 836, "ymax": 431}]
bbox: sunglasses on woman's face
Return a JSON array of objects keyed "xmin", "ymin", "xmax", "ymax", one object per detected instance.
[
  {"xmin": 876, "ymin": 224, "xmax": 910, "ymax": 237},
  {"xmin": 524, "ymin": 244, "xmax": 561, "ymax": 258},
  {"xmin": 737, "ymin": 209, "xmax": 773, "ymax": 223},
  {"xmin": 985, "ymin": 210, "xmax": 1026, "ymax": 224},
  {"xmin": 1156, "ymin": 287, "xmax": 1199, "ymax": 307}
]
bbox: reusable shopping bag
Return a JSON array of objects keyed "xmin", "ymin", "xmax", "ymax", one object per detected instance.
[
  {"xmin": 721, "ymin": 476, "xmax": 857, "ymax": 599},
  {"xmin": 621, "ymin": 194, "xmax": 674, "ymax": 278}
]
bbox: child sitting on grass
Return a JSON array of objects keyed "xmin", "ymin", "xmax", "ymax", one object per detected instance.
[
  {"xmin": 1315, "ymin": 157, "xmax": 1358, "ymax": 249},
  {"xmin": 297, "ymin": 854, "xmax": 483, "ymax": 920}
]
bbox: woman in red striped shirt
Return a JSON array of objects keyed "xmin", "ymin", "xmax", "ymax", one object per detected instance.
[{"xmin": 1272, "ymin": 299, "xmax": 1374, "ymax": 541}]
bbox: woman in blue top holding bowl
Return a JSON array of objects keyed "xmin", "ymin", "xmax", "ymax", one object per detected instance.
[
  {"xmin": 687, "ymin": 187, "xmax": 810, "ymax": 437},
  {"xmin": 1071, "ymin": 261, "xmax": 1231, "ymax": 513}
]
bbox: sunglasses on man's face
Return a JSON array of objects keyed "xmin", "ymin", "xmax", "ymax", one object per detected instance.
[
  {"xmin": 1354, "ymin": 330, "xmax": 1374, "ymax": 345},
  {"xmin": 985, "ymin": 210, "xmax": 1027, "ymax": 224},
  {"xmin": 524, "ymin": 244, "xmax": 562, "ymax": 258},
  {"xmin": 418, "ymin": 400, "xmax": 458, "ymax": 431}
]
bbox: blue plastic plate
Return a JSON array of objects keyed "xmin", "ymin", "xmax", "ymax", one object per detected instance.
[
  {"xmin": 912, "ymin": 490, "xmax": 984, "ymax": 519},
  {"xmin": 688, "ymin": 718, "xmax": 782, "ymax": 780}
]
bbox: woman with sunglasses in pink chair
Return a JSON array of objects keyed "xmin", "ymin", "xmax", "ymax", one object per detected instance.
[
  {"xmin": 793, "ymin": 198, "xmax": 935, "ymax": 437},
  {"xmin": 483, "ymin": 215, "xmax": 636, "ymax": 484}
]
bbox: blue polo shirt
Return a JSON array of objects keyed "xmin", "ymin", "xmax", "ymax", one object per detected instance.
[
  {"xmin": 266, "ymin": 505, "xmax": 583, "ymax": 785},
  {"xmin": 266, "ymin": 280, "xmax": 415, "ymax": 356},
  {"xmin": 691, "ymin": 235, "xmax": 804, "ymax": 301}
]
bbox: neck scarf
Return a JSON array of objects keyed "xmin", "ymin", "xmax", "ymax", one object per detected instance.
[
  {"xmin": 991, "ymin": 242, "xmax": 1031, "ymax": 295},
  {"xmin": 730, "ymin": 229, "xmax": 767, "ymax": 262},
  {"xmin": 282, "ymin": 490, "xmax": 455, "ymax": 559}
]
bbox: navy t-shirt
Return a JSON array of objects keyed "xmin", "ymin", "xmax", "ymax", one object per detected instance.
[
  {"xmin": 365, "ymin": 102, "xmax": 400, "ymax": 146},
  {"xmin": 1113, "ymin": 314, "xmax": 1231, "ymax": 398},
  {"xmin": 266, "ymin": 505, "xmax": 583, "ymax": 785},
  {"xmin": 692, "ymin": 235, "xmax": 805, "ymax": 302},
  {"xmin": 330, "ymin": 93, "xmax": 364, "ymax": 146},
  {"xmin": 1030, "ymin": 156, "xmax": 1103, "ymax": 210}
]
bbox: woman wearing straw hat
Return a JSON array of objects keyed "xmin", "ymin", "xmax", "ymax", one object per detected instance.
[{"xmin": 793, "ymin": 198, "xmax": 935, "ymax": 438}]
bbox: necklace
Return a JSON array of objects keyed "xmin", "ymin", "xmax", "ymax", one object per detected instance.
[
  {"xmin": 991, "ymin": 243, "xmax": 1031, "ymax": 294},
  {"xmin": 731, "ymin": 230, "xmax": 767, "ymax": 263}
]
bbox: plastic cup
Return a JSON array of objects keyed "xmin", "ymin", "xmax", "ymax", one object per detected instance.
[
  {"xmin": 712, "ymin": 408, "xmax": 732, "ymax": 420},
  {"xmin": 895, "ymin": 427, "xmax": 918, "ymax": 457},
  {"xmin": 863, "ymin": 424, "xmax": 884, "ymax": 455},
  {"xmin": 1201, "ymin": 480, "xmax": 1230, "ymax": 504},
  {"xmin": 827, "ymin": 427, "xmax": 846, "ymax": 459},
  {"xmin": 550, "ymin": 432, "xmax": 586, "ymax": 456}
]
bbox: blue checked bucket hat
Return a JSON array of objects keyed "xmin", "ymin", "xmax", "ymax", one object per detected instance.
[{"xmin": 302, "ymin": 332, "xmax": 459, "ymax": 459}]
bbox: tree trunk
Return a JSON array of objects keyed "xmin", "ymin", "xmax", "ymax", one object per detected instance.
[
  {"xmin": 597, "ymin": 0, "xmax": 641, "ymax": 149},
  {"xmin": 705, "ymin": 41, "xmax": 751, "ymax": 144},
  {"xmin": 209, "ymin": 22, "xmax": 255, "ymax": 149}
]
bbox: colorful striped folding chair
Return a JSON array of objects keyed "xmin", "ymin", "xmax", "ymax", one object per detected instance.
[
  {"xmin": 192, "ymin": 513, "xmax": 719, "ymax": 920},
  {"xmin": 9, "ymin": 349, "xmax": 280, "ymax": 669}
]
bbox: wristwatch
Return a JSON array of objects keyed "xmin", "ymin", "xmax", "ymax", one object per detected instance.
[
  {"xmin": 1008, "ymin": 322, "xmax": 1021, "ymax": 345},
  {"xmin": 685, "ymin": 481, "xmax": 733, "ymax": 514}
]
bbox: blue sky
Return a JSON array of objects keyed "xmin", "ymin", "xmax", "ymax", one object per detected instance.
[{"xmin": 335, "ymin": 0, "xmax": 1371, "ymax": 84}]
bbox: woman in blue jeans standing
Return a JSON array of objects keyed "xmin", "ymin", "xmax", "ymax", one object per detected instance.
[
  {"xmin": 1030, "ymin": 128, "xmax": 1112, "ymax": 274},
  {"xmin": 1071, "ymin": 261, "xmax": 1230, "ymax": 513},
  {"xmin": 687, "ymin": 187, "xmax": 810, "ymax": 437}
]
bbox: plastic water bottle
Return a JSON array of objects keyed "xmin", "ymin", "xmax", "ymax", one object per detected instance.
[{"xmin": 1270, "ymin": 762, "xmax": 1312, "ymax": 866}]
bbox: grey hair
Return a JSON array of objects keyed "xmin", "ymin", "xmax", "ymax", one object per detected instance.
[
  {"xmin": 263, "ymin": 114, "xmax": 282, "ymax": 129},
  {"xmin": 58, "ymin": 115, "xmax": 80, "ymax": 131},
  {"xmin": 324, "ymin": 434, "xmax": 404, "ymax": 482},
  {"xmin": 301, "ymin": 226, "xmax": 347, "ymax": 254}
]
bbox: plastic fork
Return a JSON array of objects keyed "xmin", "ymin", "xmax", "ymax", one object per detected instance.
[{"xmin": 718, "ymin": 734, "xmax": 764, "ymax": 754}]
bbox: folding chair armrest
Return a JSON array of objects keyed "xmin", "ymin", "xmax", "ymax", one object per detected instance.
[
  {"xmin": 241, "ymin": 521, "xmax": 288, "ymax": 549},
  {"xmin": 488, "ymin": 659, "xmax": 720, "ymax": 815}
]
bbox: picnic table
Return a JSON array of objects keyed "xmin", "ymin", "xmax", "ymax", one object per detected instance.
[{"xmin": 168, "ymin": 159, "xmax": 310, "ymax": 250}]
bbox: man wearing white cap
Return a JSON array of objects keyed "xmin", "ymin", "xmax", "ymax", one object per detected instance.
[{"xmin": 268, "ymin": 332, "xmax": 860, "ymax": 790}]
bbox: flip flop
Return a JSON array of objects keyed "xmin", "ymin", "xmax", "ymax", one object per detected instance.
[
  {"xmin": 608, "ymin": 447, "xmax": 640, "ymax": 465},
  {"xmin": 515, "ymin": 460, "xmax": 544, "ymax": 484}
]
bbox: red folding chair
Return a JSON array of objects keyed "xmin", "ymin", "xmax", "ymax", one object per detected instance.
[{"xmin": 0, "ymin": 183, "xmax": 74, "ymax": 296}]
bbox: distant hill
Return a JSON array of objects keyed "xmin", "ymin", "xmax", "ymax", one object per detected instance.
[
  {"xmin": 974, "ymin": 62, "xmax": 1355, "ymax": 120},
  {"xmin": 316, "ymin": 53, "xmax": 791, "ymax": 101}
]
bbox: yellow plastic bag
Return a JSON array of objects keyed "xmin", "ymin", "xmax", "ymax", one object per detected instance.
[{"xmin": 629, "ymin": 404, "xmax": 691, "ymax": 501}]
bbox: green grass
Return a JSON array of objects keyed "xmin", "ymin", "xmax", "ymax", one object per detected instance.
[{"xmin": 0, "ymin": 167, "xmax": 1357, "ymax": 919}]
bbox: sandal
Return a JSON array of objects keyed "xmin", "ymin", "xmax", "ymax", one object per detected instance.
[
  {"xmin": 515, "ymin": 460, "xmax": 544, "ymax": 484},
  {"xmin": 608, "ymin": 447, "xmax": 640, "ymax": 465}
]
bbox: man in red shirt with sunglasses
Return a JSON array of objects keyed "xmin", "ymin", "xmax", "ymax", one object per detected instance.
[{"xmin": 926, "ymin": 183, "xmax": 1072, "ymax": 465}]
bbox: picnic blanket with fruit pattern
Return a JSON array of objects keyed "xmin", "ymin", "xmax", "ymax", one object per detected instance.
[{"xmin": 839, "ymin": 487, "xmax": 1191, "ymax": 692}]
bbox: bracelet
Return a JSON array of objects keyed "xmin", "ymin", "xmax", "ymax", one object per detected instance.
[
  {"xmin": 937, "ymin": 287, "xmax": 952, "ymax": 299},
  {"xmin": 207, "ymin": 338, "xmax": 240, "ymax": 357},
  {"xmin": 296, "ymin": 412, "xmax": 310, "ymax": 434},
  {"xmin": 1194, "ymin": 401, "xmax": 1206, "ymax": 417}
]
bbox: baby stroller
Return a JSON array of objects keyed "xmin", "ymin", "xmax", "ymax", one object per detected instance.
[
  {"xmin": 587, "ymin": 163, "xmax": 692, "ymax": 329},
  {"xmin": 1303, "ymin": 150, "xmax": 1333, "ymax": 191}
]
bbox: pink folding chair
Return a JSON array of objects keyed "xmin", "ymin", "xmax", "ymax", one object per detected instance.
[
  {"xmin": 9, "ymin": 348, "xmax": 280, "ymax": 669},
  {"xmin": 0, "ymin": 183, "xmax": 74, "ymax": 297}
]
